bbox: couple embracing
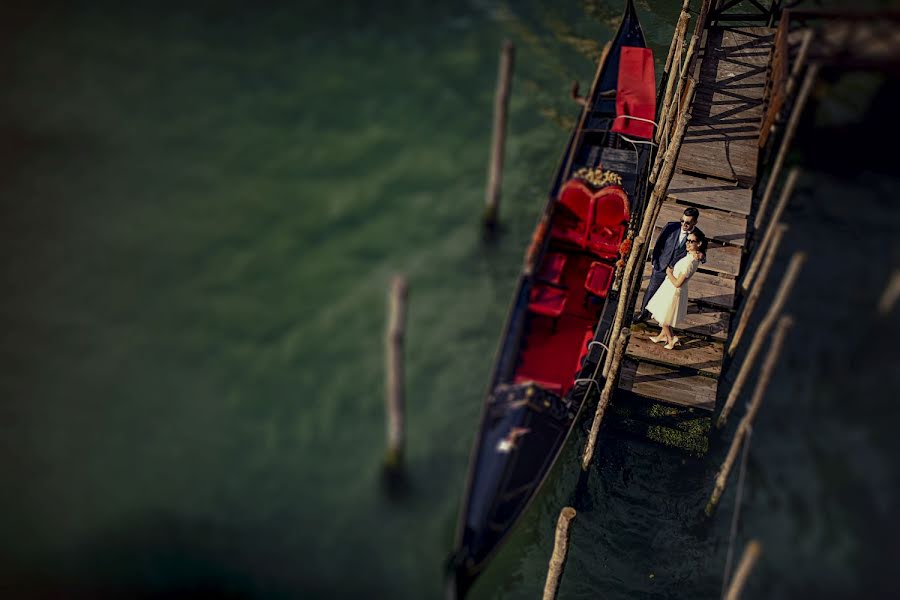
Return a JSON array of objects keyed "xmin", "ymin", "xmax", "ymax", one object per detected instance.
[{"xmin": 636, "ymin": 207, "xmax": 707, "ymax": 350}]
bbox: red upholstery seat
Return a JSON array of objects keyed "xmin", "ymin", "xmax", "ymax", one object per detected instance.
[
  {"xmin": 528, "ymin": 283, "xmax": 567, "ymax": 318},
  {"xmin": 536, "ymin": 252, "xmax": 567, "ymax": 284},
  {"xmin": 584, "ymin": 261, "xmax": 615, "ymax": 299},
  {"xmin": 551, "ymin": 180, "xmax": 593, "ymax": 248},
  {"xmin": 611, "ymin": 46, "xmax": 657, "ymax": 140},
  {"xmin": 587, "ymin": 186, "xmax": 630, "ymax": 259}
]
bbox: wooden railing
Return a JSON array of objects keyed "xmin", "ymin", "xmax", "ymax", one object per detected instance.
[{"xmin": 758, "ymin": 9, "xmax": 790, "ymax": 147}]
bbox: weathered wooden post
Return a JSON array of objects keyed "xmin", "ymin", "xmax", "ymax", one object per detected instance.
[
  {"xmin": 754, "ymin": 64, "xmax": 819, "ymax": 230},
  {"xmin": 762, "ymin": 29, "xmax": 813, "ymax": 148},
  {"xmin": 724, "ymin": 540, "xmax": 763, "ymax": 600},
  {"xmin": 878, "ymin": 270, "xmax": 900, "ymax": 316},
  {"xmin": 718, "ymin": 252, "xmax": 804, "ymax": 428},
  {"xmin": 655, "ymin": 33, "xmax": 698, "ymax": 167},
  {"xmin": 542, "ymin": 507, "xmax": 577, "ymax": 600},
  {"xmin": 707, "ymin": 316, "xmax": 793, "ymax": 515},
  {"xmin": 582, "ymin": 329, "xmax": 630, "ymax": 470},
  {"xmin": 483, "ymin": 40, "xmax": 516, "ymax": 234},
  {"xmin": 384, "ymin": 274, "xmax": 408, "ymax": 473},
  {"xmin": 743, "ymin": 168, "xmax": 800, "ymax": 292},
  {"xmin": 729, "ymin": 224, "xmax": 787, "ymax": 356},
  {"xmin": 658, "ymin": 0, "xmax": 692, "ymax": 101},
  {"xmin": 655, "ymin": 9, "xmax": 690, "ymax": 144}
]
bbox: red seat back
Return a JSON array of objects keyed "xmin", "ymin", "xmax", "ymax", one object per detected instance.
[
  {"xmin": 591, "ymin": 186, "xmax": 630, "ymax": 228},
  {"xmin": 611, "ymin": 46, "xmax": 656, "ymax": 140},
  {"xmin": 557, "ymin": 179, "xmax": 593, "ymax": 223}
]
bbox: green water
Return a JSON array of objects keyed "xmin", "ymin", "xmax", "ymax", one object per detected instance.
[{"xmin": 2, "ymin": 1, "xmax": 898, "ymax": 598}]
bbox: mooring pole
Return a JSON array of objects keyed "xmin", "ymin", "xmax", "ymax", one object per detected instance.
[
  {"xmin": 656, "ymin": 10, "xmax": 689, "ymax": 144},
  {"xmin": 483, "ymin": 40, "xmax": 515, "ymax": 234},
  {"xmin": 729, "ymin": 224, "xmax": 787, "ymax": 356},
  {"xmin": 724, "ymin": 540, "xmax": 763, "ymax": 600},
  {"xmin": 542, "ymin": 507, "xmax": 577, "ymax": 600},
  {"xmin": 582, "ymin": 329, "xmax": 630, "ymax": 470},
  {"xmin": 718, "ymin": 252, "xmax": 804, "ymax": 428},
  {"xmin": 708, "ymin": 317, "xmax": 793, "ymax": 515},
  {"xmin": 743, "ymin": 168, "xmax": 800, "ymax": 293},
  {"xmin": 384, "ymin": 274, "xmax": 408, "ymax": 472},
  {"xmin": 754, "ymin": 64, "xmax": 819, "ymax": 230}
]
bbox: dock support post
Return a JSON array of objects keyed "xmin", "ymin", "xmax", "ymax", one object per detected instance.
[
  {"xmin": 754, "ymin": 64, "xmax": 819, "ymax": 231},
  {"xmin": 878, "ymin": 271, "xmax": 900, "ymax": 316},
  {"xmin": 582, "ymin": 329, "xmax": 630, "ymax": 470},
  {"xmin": 655, "ymin": 33, "xmax": 698, "ymax": 167},
  {"xmin": 719, "ymin": 253, "xmax": 804, "ymax": 428},
  {"xmin": 708, "ymin": 317, "xmax": 792, "ymax": 516},
  {"xmin": 656, "ymin": 11, "xmax": 689, "ymax": 144},
  {"xmin": 483, "ymin": 41, "xmax": 515, "ymax": 235},
  {"xmin": 724, "ymin": 541, "xmax": 763, "ymax": 600},
  {"xmin": 384, "ymin": 274, "xmax": 408, "ymax": 473},
  {"xmin": 542, "ymin": 507, "xmax": 577, "ymax": 600},
  {"xmin": 659, "ymin": 0, "xmax": 692, "ymax": 97},
  {"xmin": 742, "ymin": 168, "xmax": 800, "ymax": 293},
  {"xmin": 729, "ymin": 224, "xmax": 787, "ymax": 357}
]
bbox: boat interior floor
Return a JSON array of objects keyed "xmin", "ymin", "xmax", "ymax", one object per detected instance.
[{"xmin": 514, "ymin": 250, "xmax": 612, "ymax": 397}]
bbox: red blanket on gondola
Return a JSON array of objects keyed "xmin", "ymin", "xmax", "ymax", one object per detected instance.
[{"xmin": 611, "ymin": 46, "xmax": 656, "ymax": 140}]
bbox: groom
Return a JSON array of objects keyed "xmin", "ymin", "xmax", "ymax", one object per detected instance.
[{"xmin": 636, "ymin": 206, "xmax": 705, "ymax": 322}]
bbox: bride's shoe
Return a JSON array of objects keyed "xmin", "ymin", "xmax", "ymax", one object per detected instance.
[
  {"xmin": 664, "ymin": 336, "xmax": 680, "ymax": 350},
  {"xmin": 649, "ymin": 334, "xmax": 666, "ymax": 344}
]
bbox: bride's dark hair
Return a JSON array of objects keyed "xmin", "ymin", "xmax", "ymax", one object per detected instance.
[{"xmin": 692, "ymin": 230, "xmax": 708, "ymax": 257}]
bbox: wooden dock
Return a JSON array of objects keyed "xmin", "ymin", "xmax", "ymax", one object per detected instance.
[{"xmin": 617, "ymin": 25, "xmax": 774, "ymax": 412}]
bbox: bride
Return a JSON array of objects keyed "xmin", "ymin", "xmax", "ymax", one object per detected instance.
[{"xmin": 646, "ymin": 231, "xmax": 706, "ymax": 350}]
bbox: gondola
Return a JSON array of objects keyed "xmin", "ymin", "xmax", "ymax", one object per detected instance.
[{"xmin": 447, "ymin": 1, "xmax": 657, "ymax": 596}]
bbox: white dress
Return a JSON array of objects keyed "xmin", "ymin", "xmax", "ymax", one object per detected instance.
[{"xmin": 646, "ymin": 254, "xmax": 700, "ymax": 327}]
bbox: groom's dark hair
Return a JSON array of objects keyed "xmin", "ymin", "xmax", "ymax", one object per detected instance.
[{"xmin": 683, "ymin": 207, "xmax": 700, "ymax": 219}]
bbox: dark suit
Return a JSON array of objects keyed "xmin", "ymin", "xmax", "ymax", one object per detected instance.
[{"xmin": 640, "ymin": 222, "xmax": 705, "ymax": 313}]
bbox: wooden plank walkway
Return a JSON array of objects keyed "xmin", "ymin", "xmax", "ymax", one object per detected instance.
[
  {"xmin": 618, "ymin": 25, "xmax": 774, "ymax": 411},
  {"xmin": 677, "ymin": 27, "xmax": 774, "ymax": 186}
]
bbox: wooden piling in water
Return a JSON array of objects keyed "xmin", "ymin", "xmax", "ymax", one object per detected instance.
[
  {"xmin": 718, "ymin": 253, "xmax": 804, "ymax": 428},
  {"xmin": 724, "ymin": 540, "xmax": 763, "ymax": 600},
  {"xmin": 743, "ymin": 168, "xmax": 800, "ymax": 293},
  {"xmin": 656, "ymin": 11, "xmax": 690, "ymax": 144},
  {"xmin": 384, "ymin": 274, "xmax": 408, "ymax": 472},
  {"xmin": 660, "ymin": 0, "xmax": 692, "ymax": 90},
  {"xmin": 878, "ymin": 270, "xmax": 900, "ymax": 316},
  {"xmin": 582, "ymin": 329, "xmax": 630, "ymax": 470},
  {"xmin": 708, "ymin": 316, "xmax": 793, "ymax": 515},
  {"xmin": 729, "ymin": 224, "xmax": 787, "ymax": 357},
  {"xmin": 542, "ymin": 507, "xmax": 577, "ymax": 600},
  {"xmin": 483, "ymin": 40, "xmax": 516, "ymax": 233},
  {"xmin": 655, "ymin": 33, "xmax": 698, "ymax": 167},
  {"xmin": 754, "ymin": 64, "xmax": 819, "ymax": 230}
]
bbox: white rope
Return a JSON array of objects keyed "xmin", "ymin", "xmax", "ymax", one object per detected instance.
[{"xmin": 721, "ymin": 424, "xmax": 753, "ymax": 599}]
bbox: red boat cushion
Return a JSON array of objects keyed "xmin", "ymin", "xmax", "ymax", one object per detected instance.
[
  {"xmin": 537, "ymin": 252, "xmax": 568, "ymax": 284},
  {"xmin": 611, "ymin": 46, "xmax": 657, "ymax": 140},
  {"xmin": 528, "ymin": 283, "xmax": 567, "ymax": 318},
  {"xmin": 584, "ymin": 261, "xmax": 614, "ymax": 299},
  {"xmin": 551, "ymin": 180, "xmax": 594, "ymax": 248},
  {"xmin": 587, "ymin": 186, "xmax": 630, "ymax": 258}
]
